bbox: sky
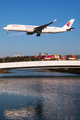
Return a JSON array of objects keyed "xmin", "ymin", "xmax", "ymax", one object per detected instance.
[{"xmin": 0, "ymin": 0, "xmax": 80, "ymax": 57}]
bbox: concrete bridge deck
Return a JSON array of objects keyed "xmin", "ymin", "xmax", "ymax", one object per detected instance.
[{"xmin": 0, "ymin": 61, "xmax": 80, "ymax": 69}]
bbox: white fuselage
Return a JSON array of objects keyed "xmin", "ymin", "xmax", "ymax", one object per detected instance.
[
  {"xmin": 3, "ymin": 24, "xmax": 66, "ymax": 34},
  {"xmin": 3, "ymin": 19, "xmax": 75, "ymax": 36}
]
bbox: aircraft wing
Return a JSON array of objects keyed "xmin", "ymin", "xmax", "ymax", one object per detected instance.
[{"xmin": 34, "ymin": 19, "xmax": 57, "ymax": 32}]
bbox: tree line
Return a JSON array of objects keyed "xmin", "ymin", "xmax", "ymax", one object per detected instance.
[{"xmin": 0, "ymin": 56, "xmax": 39, "ymax": 63}]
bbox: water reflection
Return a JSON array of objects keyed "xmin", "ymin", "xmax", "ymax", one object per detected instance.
[
  {"xmin": 4, "ymin": 102, "xmax": 43, "ymax": 120},
  {"xmin": 2, "ymin": 77, "xmax": 44, "ymax": 120},
  {"xmin": 0, "ymin": 69, "xmax": 80, "ymax": 77},
  {"xmin": 4, "ymin": 108, "xmax": 33, "ymax": 120},
  {"xmin": 4, "ymin": 98, "xmax": 44, "ymax": 120},
  {"xmin": 0, "ymin": 76, "xmax": 80, "ymax": 119}
]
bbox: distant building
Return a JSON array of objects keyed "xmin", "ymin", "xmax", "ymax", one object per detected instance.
[
  {"xmin": 14, "ymin": 54, "xmax": 21, "ymax": 57},
  {"xmin": 39, "ymin": 53, "xmax": 48, "ymax": 56},
  {"xmin": 6, "ymin": 56, "xmax": 11, "ymax": 58}
]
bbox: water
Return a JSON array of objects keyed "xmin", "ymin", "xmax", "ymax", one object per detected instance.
[{"xmin": 0, "ymin": 69, "xmax": 80, "ymax": 120}]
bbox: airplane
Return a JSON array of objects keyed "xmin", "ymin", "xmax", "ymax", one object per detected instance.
[{"xmin": 3, "ymin": 19, "xmax": 75, "ymax": 37}]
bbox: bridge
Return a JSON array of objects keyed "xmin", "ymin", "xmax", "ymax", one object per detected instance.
[{"xmin": 0, "ymin": 61, "xmax": 80, "ymax": 69}]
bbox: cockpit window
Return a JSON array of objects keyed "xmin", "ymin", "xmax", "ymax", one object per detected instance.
[{"xmin": 5, "ymin": 26, "xmax": 7, "ymax": 27}]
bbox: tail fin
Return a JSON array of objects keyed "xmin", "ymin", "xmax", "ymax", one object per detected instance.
[{"xmin": 62, "ymin": 19, "xmax": 75, "ymax": 29}]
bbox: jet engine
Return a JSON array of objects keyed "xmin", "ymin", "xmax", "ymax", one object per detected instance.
[{"xmin": 26, "ymin": 28, "xmax": 34, "ymax": 35}]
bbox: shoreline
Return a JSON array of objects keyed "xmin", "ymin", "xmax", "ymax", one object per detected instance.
[
  {"xmin": 0, "ymin": 69, "xmax": 9, "ymax": 74},
  {"xmin": 0, "ymin": 68, "xmax": 80, "ymax": 75},
  {"xmin": 49, "ymin": 68, "xmax": 80, "ymax": 74}
]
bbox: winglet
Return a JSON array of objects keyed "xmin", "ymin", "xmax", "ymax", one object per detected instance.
[{"xmin": 53, "ymin": 19, "xmax": 57, "ymax": 23}]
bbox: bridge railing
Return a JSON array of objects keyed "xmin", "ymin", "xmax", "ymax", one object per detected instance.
[{"xmin": 0, "ymin": 60, "xmax": 80, "ymax": 69}]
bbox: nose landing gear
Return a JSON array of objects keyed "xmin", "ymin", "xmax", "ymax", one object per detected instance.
[{"xmin": 7, "ymin": 30, "xmax": 9, "ymax": 34}]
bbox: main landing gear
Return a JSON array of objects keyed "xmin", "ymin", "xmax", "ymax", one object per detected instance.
[
  {"xmin": 36, "ymin": 31, "xmax": 41, "ymax": 37},
  {"xmin": 36, "ymin": 33, "xmax": 41, "ymax": 37}
]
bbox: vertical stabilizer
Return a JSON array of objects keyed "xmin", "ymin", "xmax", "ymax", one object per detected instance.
[{"xmin": 62, "ymin": 19, "xmax": 75, "ymax": 29}]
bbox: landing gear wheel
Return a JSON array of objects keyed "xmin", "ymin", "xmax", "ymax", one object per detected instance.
[{"xmin": 36, "ymin": 33, "xmax": 41, "ymax": 36}]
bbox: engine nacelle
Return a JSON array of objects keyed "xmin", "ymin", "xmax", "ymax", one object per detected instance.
[
  {"xmin": 27, "ymin": 32, "xmax": 34, "ymax": 35},
  {"xmin": 26, "ymin": 28, "xmax": 35, "ymax": 35},
  {"xmin": 26, "ymin": 28, "xmax": 34, "ymax": 33}
]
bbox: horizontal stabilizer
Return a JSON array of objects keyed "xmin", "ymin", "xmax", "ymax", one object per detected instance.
[{"xmin": 66, "ymin": 27, "xmax": 75, "ymax": 31}]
